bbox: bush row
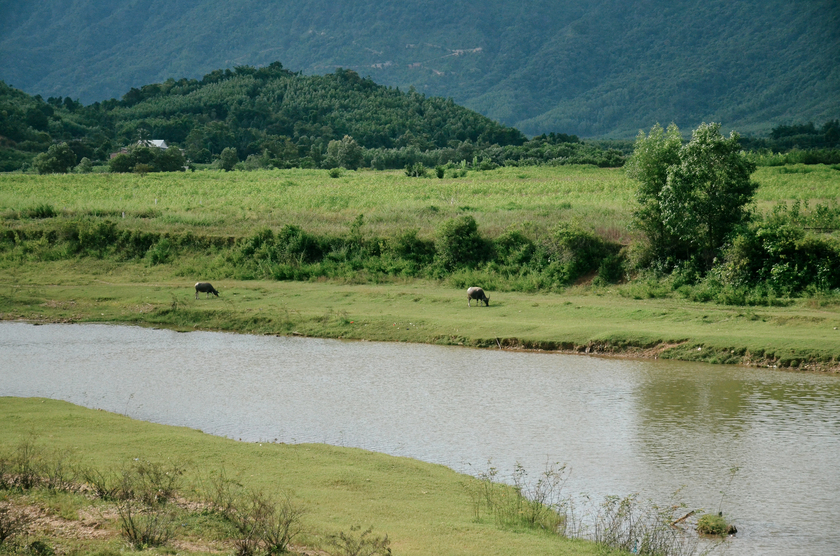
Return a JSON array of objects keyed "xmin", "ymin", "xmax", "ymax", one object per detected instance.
[
  {"xmin": 0, "ymin": 214, "xmax": 623, "ymax": 290},
  {"xmin": 3, "ymin": 208, "xmax": 840, "ymax": 302}
]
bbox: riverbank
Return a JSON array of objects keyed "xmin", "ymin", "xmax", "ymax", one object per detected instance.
[
  {"xmin": 2, "ymin": 261, "xmax": 839, "ymax": 372},
  {"xmin": 2, "ymin": 167, "xmax": 840, "ymax": 372},
  {"xmin": 0, "ymin": 397, "xmax": 615, "ymax": 556}
]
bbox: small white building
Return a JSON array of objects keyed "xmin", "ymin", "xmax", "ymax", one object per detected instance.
[
  {"xmin": 137, "ymin": 139, "xmax": 168, "ymax": 150},
  {"xmin": 110, "ymin": 139, "xmax": 169, "ymax": 159}
]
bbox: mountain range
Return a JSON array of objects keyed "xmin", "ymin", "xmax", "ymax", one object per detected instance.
[{"xmin": 1, "ymin": 0, "xmax": 838, "ymax": 138}]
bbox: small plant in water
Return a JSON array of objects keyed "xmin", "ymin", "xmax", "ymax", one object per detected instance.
[{"xmin": 696, "ymin": 513, "xmax": 735, "ymax": 537}]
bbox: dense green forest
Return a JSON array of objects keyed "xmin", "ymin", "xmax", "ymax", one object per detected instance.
[
  {"xmin": 1, "ymin": 0, "xmax": 837, "ymax": 137},
  {"xmin": 0, "ymin": 66, "xmax": 627, "ymax": 173}
]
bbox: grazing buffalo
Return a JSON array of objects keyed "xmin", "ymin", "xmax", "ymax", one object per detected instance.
[
  {"xmin": 195, "ymin": 282, "xmax": 219, "ymax": 299},
  {"xmin": 467, "ymin": 286, "xmax": 490, "ymax": 307}
]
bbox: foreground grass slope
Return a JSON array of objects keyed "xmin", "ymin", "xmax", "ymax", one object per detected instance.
[{"xmin": 0, "ymin": 397, "xmax": 610, "ymax": 555}]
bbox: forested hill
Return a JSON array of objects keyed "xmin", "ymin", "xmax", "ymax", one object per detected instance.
[
  {"xmin": 102, "ymin": 64, "xmax": 525, "ymax": 150},
  {"xmin": 0, "ymin": 64, "xmax": 539, "ymax": 171},
  {"xmin": 1, "ymin": 0, "xmax": 838, "ymax": 138}
]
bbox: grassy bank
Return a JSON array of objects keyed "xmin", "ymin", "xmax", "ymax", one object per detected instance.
[
  {"xmin": 1, "ymin": 165, "xmax": 840, "ymax": 370},
  {"xmin": 1, "ymin": 261, "xmax": 839, "ymax": 371},
  {"xmin": 0, "ymin": 397, "xmax": 619, "ymax": 555}
]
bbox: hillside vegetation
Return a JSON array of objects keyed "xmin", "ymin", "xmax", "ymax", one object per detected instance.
[
  {"xmin": 0, "ymin": 72, "xmax": 625, "ymax": 173},
  {"xmin": 1, "ymin": 0, "xmax": 837, "ymax": 137}
]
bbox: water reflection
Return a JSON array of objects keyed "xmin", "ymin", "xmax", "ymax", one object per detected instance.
[{"xmin": 1, "ymin": 322, "xmax": 839, "ymax": 556}]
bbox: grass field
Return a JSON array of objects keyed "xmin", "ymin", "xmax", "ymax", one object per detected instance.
[
  {"xmin": 0, "ymin": 397, "xmax": 618, "ymax": 556},
  {"xmin": 2, "ymin": 165, "xmax": 838, "ymax": 238},
  {"xmin": 2, "ymin": 165, "xmax": 840, "ymax": 370},
  {"xmin": 0, "ymin": 166, "xmax": 637, "ymax": 241}
]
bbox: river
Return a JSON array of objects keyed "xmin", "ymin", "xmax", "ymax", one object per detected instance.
[{"xmin": 2, "ymin": 322, "xmax": 839, "ymax": 555}]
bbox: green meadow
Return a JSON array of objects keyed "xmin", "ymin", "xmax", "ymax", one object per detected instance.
[
  {"xmin": 2, "ymin": 165, "xmax": 840, "ymax": 369},
  {"xmin": 0, "ymin": 166, "xmax": 636, "ymax": 239},
  {"xmin": 2, "ymin": 164, "xmax": 838, "ymax": 237}
]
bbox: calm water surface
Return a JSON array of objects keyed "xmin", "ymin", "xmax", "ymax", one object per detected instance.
[{"xmin": 2, "ymin": 322, "xmax": 839, "ymax": 555}]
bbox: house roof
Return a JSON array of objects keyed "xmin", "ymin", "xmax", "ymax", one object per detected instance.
[{"xmin": 137, "ymin": 139, "xmax": 168, "ymax": 149}]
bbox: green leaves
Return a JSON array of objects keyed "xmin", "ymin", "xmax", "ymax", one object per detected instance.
[
  {"xmin": 660, "ymin": 123, "xmax": 757, "ymax": 267},
  {"xmin": 628, "ymin": 123, "xmax": 758, "ymax": 268},
  {"xmin": 32, "ymin": 143, "xmax": 77, "ymax": 174}
]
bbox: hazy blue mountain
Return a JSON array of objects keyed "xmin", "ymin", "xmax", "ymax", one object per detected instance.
[{"xmin": 1, "ymin": 0, "xmax": 838, "ymax": 137}]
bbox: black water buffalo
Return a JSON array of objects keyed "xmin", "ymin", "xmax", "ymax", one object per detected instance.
[
  {"xmin": 467, "ymin": 286, "xmax": 490, "ymax": 307},
  {"xmin": 195, "ymin": 282, "xmax": 219, "ymax": 299}
]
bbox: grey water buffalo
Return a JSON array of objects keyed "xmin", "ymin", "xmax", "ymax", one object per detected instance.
[
  {"xmin": 195, "ymin": 282, "xmax": 219, "ymax": 299},
  {"xmin": 467, "ymin": 286, "xmax": 489, "ymax": 307}
]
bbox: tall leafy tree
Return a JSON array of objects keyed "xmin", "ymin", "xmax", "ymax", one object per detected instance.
[
  {"xmin": 626, "ymin": 123, "xmax": 684, "ymax": 262},
  {"xmin": 32, "ymin": 142, "xmax": 77, "ymax": 174},
  {"xmin": 219, "ymin": 147, "xmax": 239, "ymax": 171},
  {"xmin": 660, "ymin": 123, "xmax": 758, "ymax": 269}
]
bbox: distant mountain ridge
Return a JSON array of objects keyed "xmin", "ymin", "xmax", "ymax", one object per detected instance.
[{"xmin": 1, "ymin": 0, "xmax": 838, "ymax": 137}]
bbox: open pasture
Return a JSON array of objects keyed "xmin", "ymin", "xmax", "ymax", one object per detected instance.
[
  {"xmin": 1, "ymin": 166, "xmax": 641, "ymax": 242},
  {"xmin": 2, "ymin": 164, "xmax": 839, "ymax": 241}
]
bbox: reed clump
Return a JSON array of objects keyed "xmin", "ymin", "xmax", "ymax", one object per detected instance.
[{"xmin": 465, "ymin": 461, "xmax": 726, "ymax": 556}]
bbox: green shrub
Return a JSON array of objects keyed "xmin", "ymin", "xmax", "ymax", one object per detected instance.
[
  {"xmin": 404, "ymin": 162, "xmax": 427, "ymax": 177},
  {"xmin": 133, "ymin": 163, "xmax": 152, "ymax": 175},
  {"xmin": 717, "ymin": 218, "xmax": 840, "ymax": 295},
  {"xmin": 75, "ymin": 157, "xmax": 93, "ymax": 173},
  {"xmin": 595, "ymin": 254, "xmax": 625, "ymax": 284},
  {"xmin": 77, "ymin": 220, "xmax": 118, "ymax": 257},
  {"xmin": 109, "ymin": 153, "xmax": 133, "ymax": 173},
  {"xmin": 145, "ymin": 238, "xmax": 173, "ymax": 265},
  {"xmin": 493, "ymin": 230, "xmax": 536, "ymax": 267},
  {"xmin": 219, "ymin": 147, "xmax": 239, "ymax": 171},
  {"xmin": 553, "ymin": 224, "xmax": 620, "ymax": 284},
  {"xmin": 434, "ymin": 215, "xmax": 491, "ymax": 271},
  {"xmin": 384, "ymin": 229, "xmax": 435, "ymax": 265}
]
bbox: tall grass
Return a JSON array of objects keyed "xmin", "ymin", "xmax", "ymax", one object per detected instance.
[
  {"xmin": 0, "ymin": 167, "xmax": 635, "ymax": 239},
  {"xmin": 465, "ymin": 461, "xmax": 722, "ymax": 556}
]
